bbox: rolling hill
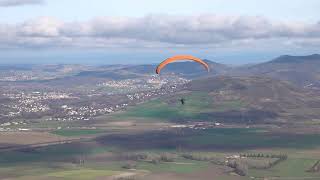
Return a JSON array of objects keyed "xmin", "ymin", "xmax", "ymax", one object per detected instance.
[
  {"xmin": 120, "ymin": 76, "xmax": 320, "ymax": 124},
  {"xmin": 239, "ymin": 54, "xmax": 320, "ymax": 88},
  {"xmin": 187, "ymin": 76, "xmax": 320, "ymax": 123}
]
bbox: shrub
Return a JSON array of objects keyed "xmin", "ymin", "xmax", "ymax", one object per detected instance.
[
  {"xmin": 181, "ymin": 153, "xmax": 213, "ymax": 161},
  {"xmin": 122, "ymin": 163, "xmax": 137, "ymax": 169},
  {"xmin": 116, "ymin": 176, "xmax": 137, "ymax": 180},
  {"xmin": 234, "ymin": 161, "xmax": 248, "ymax": 176},
  {"xmin": 227, "ymin": 160, "xmax": 248, "ymax": 176},
  {"xmin": 122, "ymin": 153, "xmax": 148, "ymax": 161},
  {"xmin": 160, "ymin": 153, "xmax": 176, "ymax": 162}
]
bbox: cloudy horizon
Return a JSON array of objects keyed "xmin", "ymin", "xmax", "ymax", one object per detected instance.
[{"xmin": 0, "ymin": 0, "xmax": 319, "ymax": 64}]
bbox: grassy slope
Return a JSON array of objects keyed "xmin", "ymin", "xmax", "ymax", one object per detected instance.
[
  {"xmin": 250, "ymin": 158, "xmax": 319, "ymax": 178},
  {"xmin": 115, "ymin": 92, "xmax": 245, "ymax": 122}
]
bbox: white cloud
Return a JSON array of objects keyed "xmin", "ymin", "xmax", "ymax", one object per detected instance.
[
  {"xmin": 0, "ymin": 0, "xmax": 44, "ymax": 7},
  {"xmin": 0, "ymin": 14, "xmax": 319, "ymax": 49},
  {"xmin": 18, "ymin": 17, "xmax": 62, "ymax": 37}
]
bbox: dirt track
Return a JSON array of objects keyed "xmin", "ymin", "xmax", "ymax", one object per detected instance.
[
  {"xmin": 140, "ymin": 165, "xmax": 242, "ymax": 180},
  {"xmin": 0, "ymin": 137, "xmax": 91, "ymax": 152},
  {"xmin": 0, "ymin": 132, "xmax": 67, "ymax": 146}
]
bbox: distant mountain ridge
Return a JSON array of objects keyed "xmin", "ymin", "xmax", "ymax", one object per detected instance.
[
  {"xmin": 56, "ymin": 54, "xmax": 320, "ymax": 88},
  {"xmin": 239, "ymin": 54, "xmax": 320, "ymax": 88},
  {"xmin": 78, "ymin": 59, "xmax": 231, "ymax": 79},
  {"xmin": 267, "ymin": 54, "xmax": 320, "ymax": 64},
  {"xmin": 2, "ymin": 54, "xmax": 320, "ymax": 88}
]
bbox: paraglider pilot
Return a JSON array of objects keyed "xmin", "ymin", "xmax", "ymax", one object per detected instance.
[{"xmin": 180, "ymin": 98, "xmax": 185, "ymax": 105}]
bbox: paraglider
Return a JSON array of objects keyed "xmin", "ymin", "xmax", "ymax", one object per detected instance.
[
  {"xmin": 155, "ymin": 55, "xmax": 209, "ymax": 108},
  {"xmin": 155, "ymin": 55, "xmax": 210, "ymax": 74}
]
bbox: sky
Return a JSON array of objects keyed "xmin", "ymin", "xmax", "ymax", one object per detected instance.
[{"xmin": 0, "ymin": 0, "xmax": 319, "ymax": 64}]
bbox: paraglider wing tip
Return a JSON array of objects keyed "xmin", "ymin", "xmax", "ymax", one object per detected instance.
[{"xmin": 155, "ymin": 66, "xmax": 160, "ymax": 74}]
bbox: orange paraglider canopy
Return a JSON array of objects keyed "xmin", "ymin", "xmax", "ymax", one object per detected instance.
[{"xmin": 156, "ymin": 55, "xmax": 210, "ymax": 74}]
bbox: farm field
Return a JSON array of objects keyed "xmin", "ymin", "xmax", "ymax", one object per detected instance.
[
  {"xmin": 2, "ymin": 91, "xmax": 320, "ymax": 179},
  {"xmin": 2, "ymin": 125, "xmax": 320, "ymax": 179}
]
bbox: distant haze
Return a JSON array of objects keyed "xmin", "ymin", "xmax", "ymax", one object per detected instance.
[{"xmin": 1, "ymin": 51, "xmax": 319, "ymax": 65}]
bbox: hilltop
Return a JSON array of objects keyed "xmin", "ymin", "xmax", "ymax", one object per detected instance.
[{"xmin": 239, "ymin": 54, "xmax": 320, "ymax": 88}]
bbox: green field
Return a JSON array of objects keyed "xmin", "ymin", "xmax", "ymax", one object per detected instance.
[
  {"xmin": 0, "ymin": 164, "xmax": 122, "ymax": 180},
  {"xmin": 115, "ymin": 92, "xmax": 245, "ymax": 122},
  {"xmin": 136, "ymin": 160, "xmax": 209, "ymax": 173},
  {"xmin": 250, "ymin": 158, "xmax": 320, "ymax": 178},
  {"xmin": 183, "ymin": 128, "xmax": 320, "ymax": 149},
  {"xmin": 3, "ymin": 93, "xmax": 320, "ymax": 179},
  {"xmin": 2, "ymin": 131, "xmax": 320, "ymax": 179},
  {"xmin": 3, "ymin": 128, "xmax": 318, "ymax": 164},
  {"xmin": 92, "ymin": 127, "xmax": 320, "ymax": 151},
  {"xmin": 116, "ymin": 92, "xmax": 212, "ymax": 119},
  {"xmin": 46, "ymin": 169, "xmax": 120, "ymax": 180},
  {"xmin": 0, "ymin": 143, "xmax": 94, "ymax": 164}
]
